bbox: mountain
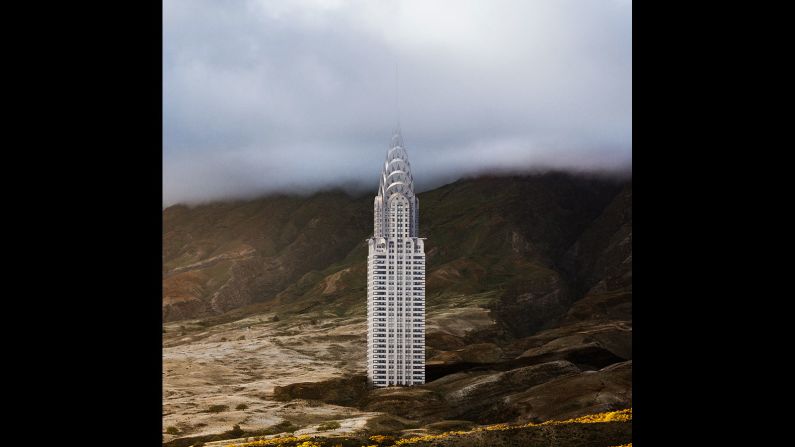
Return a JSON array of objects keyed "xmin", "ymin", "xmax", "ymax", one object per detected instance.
[
  {"xmin": 163, "ymin": 172, "xmax": 628, "ymax": 330},
  {"xmin": 162, "ymin": 171, "xmax": 632, "ymax": 446}
]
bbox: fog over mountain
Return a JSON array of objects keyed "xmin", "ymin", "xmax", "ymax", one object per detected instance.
[{"xmin": 164, "ymin": 0, "xmax": 632, "ymax": 206}]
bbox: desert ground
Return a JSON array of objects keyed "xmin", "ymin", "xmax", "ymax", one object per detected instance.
[{"xmin": 163, "ymin": 302, "xmax": 494, "ymax": 444}]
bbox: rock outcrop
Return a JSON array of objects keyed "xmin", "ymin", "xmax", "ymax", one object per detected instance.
[{"xmin": 272, "ymin": 374, "xmax": 369, "ymax": 406}]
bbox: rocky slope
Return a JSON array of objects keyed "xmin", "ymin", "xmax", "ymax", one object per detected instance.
[
  {"xmin": 162, "ymin": 171, "xmax": 632, "ymax": 446},
  {"xmin": 164, "ymin": 172, "xmax": 628, "ymax": 326}
]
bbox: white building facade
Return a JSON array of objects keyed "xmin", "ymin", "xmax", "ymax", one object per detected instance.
[{"xmin": 366, "ymin": 130, "xmax": 426, "ymax": 387}]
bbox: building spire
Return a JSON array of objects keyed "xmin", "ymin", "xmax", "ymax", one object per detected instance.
[{"xmin": 395, "ymin": 61, "xmax": 401, "ymax": 133}]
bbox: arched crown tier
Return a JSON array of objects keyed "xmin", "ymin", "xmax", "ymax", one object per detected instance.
[
  {"xmin": 377, "ymin": 130, "xmax": 415, "ymax": 201},
  {"xmin": 373, "ymin": 129, "xmax": 420, "ymax": 238}
]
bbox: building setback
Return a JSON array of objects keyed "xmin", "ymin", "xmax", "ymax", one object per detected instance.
[{"xmin": 366, "ymin": 129, "xmax": 426, "ymax": 387}]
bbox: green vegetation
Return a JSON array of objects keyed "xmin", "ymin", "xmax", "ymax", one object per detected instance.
[
  {"xmin": 229, "ymin": 424, "xmax": 244, "ymax": 438},
  {"xmin": 206, "ymin": 404, "xmax": 228, "ymax": 413},
  {"xmin": 264, "ymin": 420, "xmax": 299, "ymax": 435},
  {"xmin": 162, "ymin": 420, "xmax": 302, "ymax": 447},
  {"xmin": 236, "ymin": 403, "xmax": 248, "ymax": 410},
  {"xmin": 316, "ymin": 421, "xmax": 341, "ymax": 431},
  {"xmin": 165, "ymin": 426, "xmax": 179, "ymax": 435}
]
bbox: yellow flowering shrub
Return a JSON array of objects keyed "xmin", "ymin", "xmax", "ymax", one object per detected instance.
[
  {"xmin": 225, "ymin": 434, "xmax": 315, "ymax": 447},
  {"xmin": 224, "ymin": 409, "xmax": 632, "ymax": 447},
  {"xmin": 368, "ymin": 434, "xmax": 395, "ymax": 444},
  {"xmin": 394, "ymin": 434, "xmax": 448, "ymax": 445},
  {"xmin": 296, "ymin": 442, "xmax": 322, "ymax": 447},
  {"xmin": 393, "ymin": 408, "xmax": 632, "ymax": 445},
  {"xmin": 537, "ymin": 408, "xmax": 632, "ymax": 426}
]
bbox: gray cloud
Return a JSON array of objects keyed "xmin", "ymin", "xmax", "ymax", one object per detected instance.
[{"xmin": 164, "ymin": 0, "xmax": 632, "ymax": 206}]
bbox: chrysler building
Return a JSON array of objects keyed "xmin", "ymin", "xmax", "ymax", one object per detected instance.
[{"xmin": 366, "ymin": 129, "xmax": 426, "ymax": 387}]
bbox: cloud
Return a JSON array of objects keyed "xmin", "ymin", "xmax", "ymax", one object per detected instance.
[{"xmin": 164, "ymin": 0, "xmax": 632, "ymax": 205}]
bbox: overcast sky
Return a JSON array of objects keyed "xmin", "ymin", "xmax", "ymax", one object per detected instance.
[{"xmin": 164, "ymin": 0, "xmax": 632, "ymax": 206}]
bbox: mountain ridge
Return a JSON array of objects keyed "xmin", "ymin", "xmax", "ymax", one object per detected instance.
[{"xmin": 163, "ymin": 171, "xmax": 630, "ymax": 336}]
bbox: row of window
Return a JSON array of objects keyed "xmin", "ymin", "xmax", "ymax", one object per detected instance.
[
  {"xmin": 372, "ymin": 273, "xmax": 424, "ymax": 278},
  {"xmin": 370, "ymin": 318, "xmax": 424, "ymax": 323},
  {"xmin": 371, "ymin": 317, "xmax": 424, "ymax": 322},
  {"xmin": 370, "ymin": 309, "xmax": 424, "ymax": 314},
  {"xmin": 373, "ymin": 280, "xmax": 425, "ymax": 284},
  {"xmin": 371, "ymin": 340, "xmax": 425, "ymax": 346},
  {"xmin": 371, "ymin": 356, "xmax": 425, "ymax": 360},
  {"xmin": 372, "ymin": 360, "xmax": 423, "ymax": 364},
  {"xmin": 370, "ymin": 300, "xmax": 425, "ymax": 304},
  {"xmin": 375, "ymin": 348, "xmax": 425, "ymax": 354},
  {"xmin": 371, "ymin": 340, "xmax": 425, "ymax": 344},
  {"xmin": 369, "ymin": 288, "xmax": 423, "ymax": 292},
  {"xmin": 370, "ymin": 296, "xmax": 425, "ymax": 300},
  {"xmin": 370, "ymin": 295, "xmax": 425, "ymax": 299},
  {"xmin": 373, "ymin": 349, "xmax": 425, "ymax": 359},
  {"xmin": 370, "ymin": 310, "xmax": 423, "ymax": 314},
  {"xmin": 370, "ymin": 316, "xmax": 425, "ymax": 321},
  {"xmin": 372, "ymin": 329, "xmax": 425, "ymax": 333},
  {"xmin": 369, "ymin": 293, "xmax": 425, "ymax": 297},
  {"xmin": 371, "ymin": 375, "xmax": 425, "ymax": 378},
  {"xmin": 371, "ymin": 371, "xmax": 425, "ymax": 375},
  {"xmin": 373, "ymin": 349, "xmax": 425, "ymax": 354},
  {"xmin": 371, "ymin": 375, "xmax": 425, "ymax": 379},
  {"xmin": 371, "ymin": 301, "xmax": 425, "ymax": 306},
  {"xmin": 370, "ymin": 355, "xmax": 425, "ymax": 360},
  {"xmin": 371, "ymin": 306, "xmax": 423, "ymax": 310},
  {"xmin": 369, "ymin": 300, "xmax": 425, "ymax": 304},
  {"xmin": 367, "ymin": 289, "xmax": 425, "ymax": 302},
  {"xmin": 377, "ymin": 367, "xmax": 419, "ymax": 372},
  {"xmin": 370, "ymin": 323, "xmax": 425, "ymax": 328}
]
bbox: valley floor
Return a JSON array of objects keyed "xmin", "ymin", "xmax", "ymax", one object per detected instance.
[{"xmin": 163, "ymin": 303, "xmax": 495, "ymax": 444}]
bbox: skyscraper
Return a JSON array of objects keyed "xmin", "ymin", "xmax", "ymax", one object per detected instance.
[{"xmin": 366, "ymin": 129, "xmax": 426, "ymax": 387}]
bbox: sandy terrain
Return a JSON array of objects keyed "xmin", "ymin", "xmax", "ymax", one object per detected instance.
[{"xmin": 163, "ymin": 304, "xmax": 495, "ymax": 443}]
